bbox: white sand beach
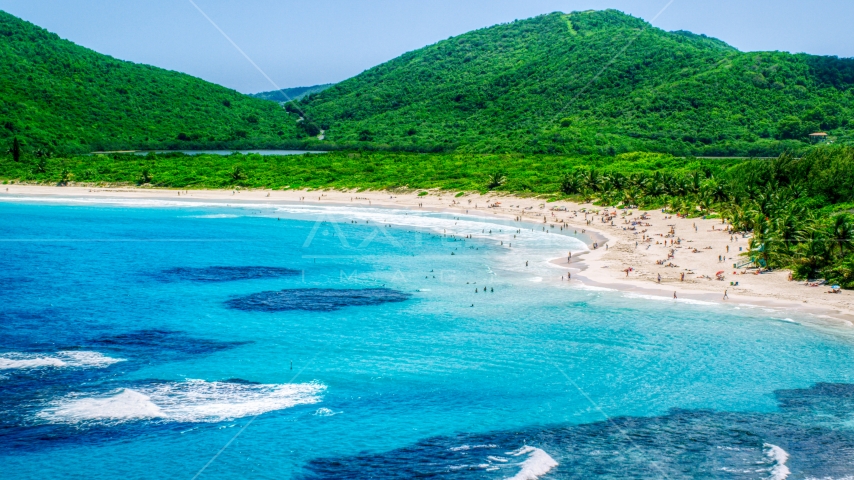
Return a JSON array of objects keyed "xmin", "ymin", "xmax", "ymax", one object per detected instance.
[{"xmin": 4, "ymin": 184, "xmax": 853, "ymax": 324}]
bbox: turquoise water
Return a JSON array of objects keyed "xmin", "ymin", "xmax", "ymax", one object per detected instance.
[{"xmin": 2, "ymin": 198, "xmax": 854, "ymax": 479}]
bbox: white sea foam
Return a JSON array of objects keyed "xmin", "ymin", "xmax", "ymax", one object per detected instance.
[
  {"xmin": 0, "ymin": 351, "xmax": 124, "ymax": 370},
  {"xmin": 572, "ymin": 284, "xmax": 617, "ymax": 292},
  {"xmin": 3, "ymin": 197, "xmax": 587, "ymax": 280},
  {"xmin": 39, "ymin": 380, "xmax": 325, "ymax": 425},
  {"xmin": 506, "ymin": 446, "xmax": 558, "ymax": 480},
  {"xmin": 272, "ymin": 203, "xmax": 587, "ymax": 256},
  {"xmin": 764, "ymin": 443, "xmax": 790, "ymax": 480},
  {"xmin": 621, "ymin": 292, "xmax": 718, "ymax": 306},
  {"xmin": 313, "ymin": 407, "xmax": 341, "ymax": 417},
  {"xmin": 449, "ymin": 444, "xmax": 497, "ymax": 452}
]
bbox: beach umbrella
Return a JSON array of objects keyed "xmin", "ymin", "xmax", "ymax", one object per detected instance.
[
  {"xmin": 832, "ymin": 285, "xmax": 841, "ymax": 289},
  {"xmin": 715, "ymin": 271, "xmax": 725, "ymax": 276}
]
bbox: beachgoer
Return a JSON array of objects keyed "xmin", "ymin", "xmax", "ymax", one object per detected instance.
[
  {"xmin": 723, "ymin": 290, "xmax": 729, "ymax": 300},
  {"xmin": 673, "ymin": 291, "xmax": 677, "ymax": 299},
  {"xmin": 657, "ymin": 274, "xmax": 661, "ymax": 283}
]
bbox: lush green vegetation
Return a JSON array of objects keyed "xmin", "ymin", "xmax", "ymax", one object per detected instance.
[
  {"xmin": 3, "ymin": 147, "xmax": 852, "ymax": 285},
  {"xmin": 2, "ymin": 9, "xmax": 853, "ymax": 285},
  {"xmin": 0, "ymin": 10, "xmax": 303, "ymax": 154},
  {"xmin": 557, "ymin": 147, "xmax": 854, "ymax": 286},
  {"xmin": 295, "ymin": 10, "xmax": 854, "ymax": 156},
  {"xmin": 3, "ymin": 9, "xmax": 853, "ymax": 157},
  {"xmin": 0, "ymin": 150, "xmax": 738, "ymax": 191},
  {"xmin": 250, "ymin": 84, "xmax": 335, "ymax": 103}
]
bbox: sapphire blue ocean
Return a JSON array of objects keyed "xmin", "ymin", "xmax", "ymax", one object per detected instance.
[{"xmin": 3, "ymin": 197, "xmax": 854, "ymax": 479}]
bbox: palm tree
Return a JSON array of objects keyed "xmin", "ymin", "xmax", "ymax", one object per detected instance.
[
  {"xmin": 581, "ymin": 169, "xmax": 600, "ymax": 192},
  {"xmin": 560, "ymin": 174, "xmax": 578, "ymax": 195},
  {"xmin": 486, "ymin": 170, "xmax": 506, "ymax": 190},
  {"xmin": 580, "ymin": 187, "xmax": 594, "ymax": 204},
  {"xmin": 773, "ymin": 205, "xmax": 805, "ymax": 254},
  {"xmin": 644, "ymin": 172, "xmax": 666, "ymax": 198},
  {"xmin": 827, "ymin": 256, "xmax": 854, "ymax": 288},
  {"xmin": 609, "ymin": 172, "xmax": 626, "ymax": 191},
  {"xmin": 749, "ymin": 213, "xmax": 773, "ymax": 267},
  {"xmin": 795, "ymin": 227, "xmax": 831, "ymax": 278},
  {"xmin": 623, "ymin": 187, "xmax": 641, "ymax": 207},
  {"xmin": 230, "ymin": 165, "xmax": 247, "ymax": 182},
  {"xmin": 689, "ymin": 171, "xmax": 703, "ymax": 194},
  {"xmin": 829, "ymin": 214, "xmax": 854, "ymax": 258},
  {"xmin": 668, "ymin": 196, "xmax": 683, "ymax": 214},
  {"xmin": 698, "ymin": 192, "xmax": 714, "ymax": 214}
]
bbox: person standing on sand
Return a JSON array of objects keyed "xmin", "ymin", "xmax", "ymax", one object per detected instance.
[
  {"xmin": 674, "ymin": 291, "xmax": 677, "ymax": 299},
  {"xmin": 657, "ymin": 274, "xmax": 661, "ymax": 283},
  {"xmin": 723, "ymin": 289, "xmax": 729, "ymax": 300}
]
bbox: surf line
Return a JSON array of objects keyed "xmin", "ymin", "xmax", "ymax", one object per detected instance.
[
  {"xmin": 189, "ymin": 345, "xmax": 332, "ymax": 480},
  {"xmin": 551, "ymin": 362, "xmax": 673, "ymax": 480}
]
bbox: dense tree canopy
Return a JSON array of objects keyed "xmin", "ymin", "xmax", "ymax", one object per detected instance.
[
  {"xmin": 294, "ymin": 10, "xmax": 854, "ymax": 156},
  {"xmin": 0, "ymin": 11, "xmax": 301, "ymax": 154}
]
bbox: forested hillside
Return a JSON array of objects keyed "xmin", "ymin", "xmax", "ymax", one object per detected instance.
[
  {"xmin": 0, "ymin": 11, "xmax": 300, "ymax": 154},
  {"xmin": 296, "ymin": 10, "xmax": 854, "ymax": 156},
  {"xmin": 3, "ymin": 9, "xmax": 853, "ymax": 156},
  {"xmin": 250, "ymin": 84, "xmax": 334, "ymax": 103}
]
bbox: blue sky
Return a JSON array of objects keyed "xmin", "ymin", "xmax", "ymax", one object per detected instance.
[{"xmin": 2, "ymin": 0, "xmax": 852, "ymax": 93}]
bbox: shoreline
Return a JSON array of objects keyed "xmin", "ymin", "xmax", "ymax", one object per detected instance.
[{"xmin": 3, "ymin": 184, "xmax": 853, "ymax": 325}]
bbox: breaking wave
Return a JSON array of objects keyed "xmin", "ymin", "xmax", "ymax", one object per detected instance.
[
  {"xmin": 38, "ymin": 380, "xmax": 325, "ymax": 425},
  {"xmin": 506, "ymin": 446, "xmax": 559, "ymax": 480},
  {"xmin": 0, "ymin": 351, "xmax": 124, "ymax": 370}
]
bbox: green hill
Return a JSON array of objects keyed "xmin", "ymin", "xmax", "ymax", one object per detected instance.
[
  {"xmin": 250, "ymin": 84, "xmax": 334, "ymax": 103},
  {"xmin": 0, "ymin": 10, "xmax": 300, "ymax": 154},
  {"xmin": 295, "ymin": 10, "xmax": 854, "ymax": 156}
]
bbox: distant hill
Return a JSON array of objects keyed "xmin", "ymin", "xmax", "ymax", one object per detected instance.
[
  {"xmin": 0, "ymin": 10, "xmax": 300, "ymax": 154},
  {"xmin": 295, "ymin": 10, "xmax": 854, "ymax": 156},
  {"xmin": 250, "ymin": 84, "xmax": 334, "ymax": 103},
  {"xmin": 4, "ymin": 9, "xmax": 854, "ymax": 157}
]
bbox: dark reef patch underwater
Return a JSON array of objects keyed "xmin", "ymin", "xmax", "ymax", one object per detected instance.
[
  {"xmin": 89, "ymin": 329, "xmax": 251, "ymax": 360},
  {"xmin": 301, "ymin": 383, "xmax": 854, "ymax": 480},
  {"xmin": 0, "ymin": 329, "xmax": 254, "ymax": 451},
  {"xmin": 225, "ymin": 288, "xmax": 412, "ymax": 312},
  {"xmin": 155, "ymin": 266, "xmax": 300, "ymax": 283}
]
